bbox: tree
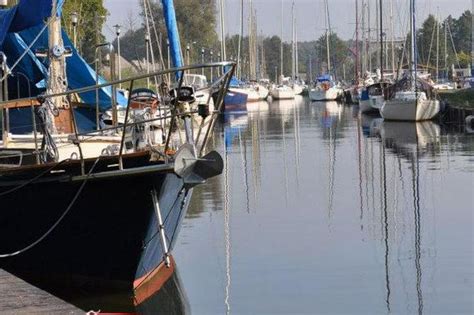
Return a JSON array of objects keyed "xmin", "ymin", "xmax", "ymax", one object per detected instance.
[
  {"xmin": 315, "ymin": 32, "xmax": 349, "ymax": 81},
  {"xmin": 451, "ymin": 10, "xmax": 472, "ymax": 56},
  {"xmin": 119, "ymin": 0, "xmax": 218, "ymax": 69},
  {"xmin": 62, "ymin": 0, "xmax": 108, "ymax": 63}
]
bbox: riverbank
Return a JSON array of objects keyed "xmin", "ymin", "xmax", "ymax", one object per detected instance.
[
  {"xmin": 0, "ymin": 269, "xmax": 81, "ymax": 314},
  {"xmin": 438, "ymin": 88, "xmax": 474, "ymax": 109}
]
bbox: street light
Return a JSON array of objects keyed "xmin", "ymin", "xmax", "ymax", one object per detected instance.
[
  {"xmin": 201, "ymin": 48, "xmax": 205, "ymax": 75},
  {"xmin": 210, "ymin": 50, "xmax": 214, "ymax": 80},
  {"xmin": 71, "ymin": 12, "xmax": 78, "ymax": 49},
  {"xmin": 113, "ymin": 24, "xmax": 122, "ymax": 88},
  {"xmin": 94, "ymin": 42, "xmax": 111, "ymax": 130},
  {"xmin": 145, "ymin": 33, "xmax": 150, "ymax": 89},
  {"xmin": 186, "ymin": 44, "xmax": 190, "ymax": 65}
]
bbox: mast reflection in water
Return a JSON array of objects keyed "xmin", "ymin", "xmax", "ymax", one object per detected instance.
[{"xmin": 173, "ymin": 97, "xmax": 472, "ymax": 314}]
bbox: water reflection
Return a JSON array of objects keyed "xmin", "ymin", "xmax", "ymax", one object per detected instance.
[
  {"xmin": 174, "ymin": 98, "xmax": 473, "ymax": 314},
  {"xmin": 1, "ymin": 259, "xmax": 190, "ymax": 314}
]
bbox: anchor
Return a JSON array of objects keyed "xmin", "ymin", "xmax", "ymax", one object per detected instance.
[{"xmin": 173, "ymin": 143, "xmax": 224, "ymax": 188}]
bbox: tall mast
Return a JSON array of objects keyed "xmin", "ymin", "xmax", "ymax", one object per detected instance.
[
  {"xmin": 280, "ymin": 0, "xmax": 283, "ymax": 77},
  {"xmin": 436, "ymin": 8, "xmax": 440, "ymax": 82},
  {"xmin": 355, "ymin": 0, "xmax": 359, "ymax": 81},
  {"xmin": 249, "ymin": 0, "xmax": 256, "ymax": 80},
  {"xmin": 445, "ymin": 19, "xmax": 448, "ymax": 77},
  {"xmin": 361, "ymin": 0, "xmax": 366, "ymax": 73},
  {"xmin": 410, "ymin": 0, "xmax": 416, "ymax": 89},
  {"xmin": 237, "ymin": 0, "xmax": 243, "ymax": 78},
  {"xmin": 367, "ymin": 0, "xmax": 371, "ymax": 71},
  {"xmin": 325, "ymin": 0, "xmax": 331, "ymax": 74},
  {"xmin": 220, "ymin": 0, "xmax": 226, "ymax": 61},
  {"xmin": 379, "ymin": 0, "xmax": 384, "ymax": 81},
  {"xmin": 291, "ymin": 1, "xmax": 295, "ymax": 80},
  {"xmin": 296, "ymin": 20, "xmax": 299, "ymax": 79},
  {"xmin": 390, "ymin": 0, "xmax": 395, "ymax": 74},
  {"xmin": 47, "ymin": 0, "xmax": 68, "ymax": 127}
]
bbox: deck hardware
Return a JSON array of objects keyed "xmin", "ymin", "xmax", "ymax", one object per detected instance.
[{"xmin": 151, "ymin": 189, "xmax": 171, "ymax": 268}]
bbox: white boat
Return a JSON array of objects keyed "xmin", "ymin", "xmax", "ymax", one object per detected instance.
[
  {"xmin": 293, "ymin": 83, "xmax": 304, "ymax": 95},
  {"xmin": 359, "ymin": 83, "xmax": 391, "ymax": 114},
  {"xmin": 271, "ymin": 85, "xmax": 295, "ymax": 100},
  {"xmin": 380, "ymin": 0, "xmax": 440, "ymax": 122},
  {"xmin": 381, "ymin": 90, "xmax": 440, "ymax": 121},
  {"xmin": 246, "ymin": 84, "xmax": 269, "ymax": 102},
  {"xmin": 309, "ymin": 78, "xmax": 342, "ymax": 101}
]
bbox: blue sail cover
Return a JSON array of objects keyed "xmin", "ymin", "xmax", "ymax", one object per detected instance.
[{"xmin": 0, "ymin": 0, "xmax": 126, "ymax": 110}]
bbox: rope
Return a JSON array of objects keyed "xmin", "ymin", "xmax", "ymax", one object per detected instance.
[
  {"xmin": 0, "ymin": 159, "xmax": 70, "ymax": 197},
  {"xmin": 0, "ymin": 157, "xmax": 101, "ymax": 258}
]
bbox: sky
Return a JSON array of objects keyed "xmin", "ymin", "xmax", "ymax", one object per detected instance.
[{"xmin": 104, "ymin": 0, "xmax": 471, "ymax": 42}]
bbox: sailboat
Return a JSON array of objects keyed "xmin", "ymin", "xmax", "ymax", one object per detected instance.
[
  {"xmin": 309, "ymin": 0, "xmax": 343, "ymax": 102},
  {"xmin": 0, "ymin": 0, "xmax": 234, "ymax": 295},
  {"xmin": 270, "ymin": 0, "xmax": 295, "ymax": 100},
  {"xmin": 239, "ymin": 0, "xmax": 269, "ymax": 103},
  {"xmin": 291, "ymin": 1, "xmax": 304, "ymax": 96},
  {"xmin": 359, "ymin": 1, "xmax": 393, "ymax": 114},
  {"xmin": 380, "ymin": 0, "xmax": 440, "ymax": 121}
]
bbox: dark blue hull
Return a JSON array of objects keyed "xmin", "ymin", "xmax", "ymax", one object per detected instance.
[
  {"xmin": 0, "ymin": 153, "xmax": 190, "ymax": 293},
  {"xmin": 224, "ymin": 89, "xmax": 248, "ymax": 112}
]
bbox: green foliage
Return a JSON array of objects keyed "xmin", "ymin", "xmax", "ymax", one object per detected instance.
[
  {"xmin": 62, "ymin": 0, "xmax": 108, "ymax": 63},
  {"xmin": 119, "ymin": 0, "xmax": 218, "ymax": 69}
]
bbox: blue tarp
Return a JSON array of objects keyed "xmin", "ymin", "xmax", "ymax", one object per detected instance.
[
  {"xmin": 316, "ymin": 74, "xmax": 332, "ymax": 82},
  {"xmin": 0, "ymin": 0, "xmax": 126, "ymax": 110}
]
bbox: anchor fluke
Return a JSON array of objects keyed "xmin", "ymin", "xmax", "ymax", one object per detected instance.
[{"xmin": 174, "ymin": 144, "xmax": 223, "ymax": 188}]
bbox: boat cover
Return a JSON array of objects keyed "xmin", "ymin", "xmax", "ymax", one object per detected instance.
[
  {"xmin": 0, "ymin": 0, "xmax": 126, "ymax": 110},
  {"xmin": 316, "ymin": 74, "xmax": 332, "ymax": 82}
]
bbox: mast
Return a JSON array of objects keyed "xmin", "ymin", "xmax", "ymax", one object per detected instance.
[
  {"xmin": 162, "ymin": 0, "xmax": 184, "ymax": 68},
  {"xmin": 237, "ymin": 0, "xmax": 243, "ymax": 78},
  {"xmin": 249, "ymin": 0, "xmax": 256, "ymax": 80},
  {"xmin": 410, "ymin": 0, "xmax": 416, "ymax": 90},
  {"xmin": 436, "ymin": 9, "xmax": 440, "ymax": 82},
  {"xmin": 355, "ymin": 0, "xmax": 359, "ymax": 81},
  {"xmin": 325, "ymin": 0, "xmax": 331, "ymax": 74},
  {"xmin": 361, "ymin": 0, "xmax": 366, "ymax": 74},
  {"xmin": 48, "ymin": 0, "xmax": 68, "ymax": 118},
  {"xmin": 390, "ymin": 0, "xmax": 395, "ymax": 74},
  {"xmin": 296, "ymin": 21, "xmax": 299, "ymax": 79},
  {"xmin": 445, "ymin": 19, "xmax": 448, "ymax": 78},
  {"xmin": 280, "ymin": 0, "xmax": 283, "ymax": 78},
  {"xmin": 219, "ymin": 0, "xmax": 226, "ymax": 61},
  {"xmin": 291, "ymin": 1, "xmax": 295, "ymax": 80},
  {"xmin": 367, "ymin": 0, "xmax": 371, "ymax": 72},
  {"xmin": 379, "ymin": 0, "xmax": 384, "ymax": 81}
]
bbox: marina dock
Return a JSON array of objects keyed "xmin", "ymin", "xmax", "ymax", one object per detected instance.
[{"xmin": 0, "ymin": 270, "xmax": 81, "ymax": 314}]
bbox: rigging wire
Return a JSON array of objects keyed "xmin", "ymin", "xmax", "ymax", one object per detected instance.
[{"xmin": 0, "ymin": 157, "xmax": 101, "ymax": 258}]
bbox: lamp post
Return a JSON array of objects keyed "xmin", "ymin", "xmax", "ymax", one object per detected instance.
[
  {"xmin": 94, "ymin": 42, "xmax": 111, "ymax": 130},
  {"xmin": 210, "ymin": 50, "xmax": 214, "ymax": 80},
  {"xmin": 145, "ymin": 33, "xmax": 150, "ymax": 89},
  {"xmin": 217, "ymin": 51, "xmax": 221, "ymax": 76},
  {"xmin": 201, "ymin": 48, "xmax": 205, "ymax": 76},
  {"xmin": 113, "ymin": 24, "xmax": 122, "ymax": 88},
  {"xmin": 186, "ymin": 43, "xmax": 191, "ymax": 65},
  {"xmin": 71, "ymin": 11, "xmax": 78, "ymax": 49},
  {"xmin": 166, "ymin": 39, "xmax": 171, "ymax": 84}
]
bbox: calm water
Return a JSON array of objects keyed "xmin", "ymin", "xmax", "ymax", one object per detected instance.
[{"xmin": 172, "ymin": 97, "xmax": 473, "ymax": 314}]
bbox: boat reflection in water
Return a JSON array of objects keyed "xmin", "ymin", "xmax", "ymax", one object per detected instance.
[
  {"xmin": 8, "ymin": 257, "xmax": 190, "ymax": 314},
  {"xmin": 357, "ymin": 118, "xmax": 441, "ymax": 313},
  {"xmin": 380, "ymin": 121, "xmax": 440, "ymax": 157}
]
